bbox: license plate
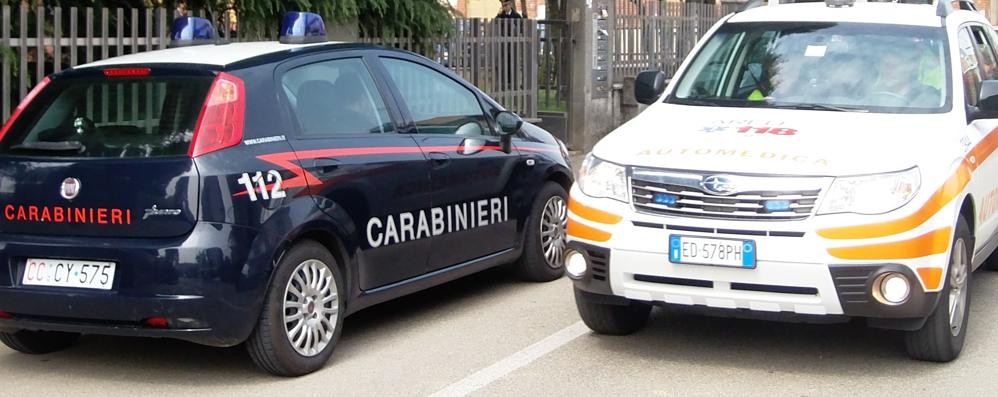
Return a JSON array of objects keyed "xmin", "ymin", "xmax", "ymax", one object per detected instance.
[
  {"xmin": 668, "ymin": 235, "xmax": 756, "ymax": 269},
  {"xmin": 21, "ymin": 259, "xmax": 116, "ymax": 290}
]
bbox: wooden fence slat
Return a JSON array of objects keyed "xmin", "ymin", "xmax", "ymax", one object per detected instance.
[
  {"xmin": 69, "ymin": 7, "xmax": 78, "ymax": 67},
  {"xmin": 116, "ymin": 8, "xmax": 124, "ymax": 57},
  {"xmin": 101, "ymin": 8, "xmax": 109, "ymax": 61},
  {"xmin": 130, "ymin": 8, "xmax": 138, "ymax": 55},
  {"xmin": 85, "ymin": 7, "xmax": 93, "ymax": 63},
  {"xmin": 2, "ymin": 5, "xmax": 10, "ymax": 120},
  {"xmin": 18, "ymin": 6, "xmax": 26, "ymax": 99},
  {"xmin": 35, "ymin": 7, "xmax": 43, "ymax": 85},
  {"xmin": 54, "ymin": 7, "xmax": 62, "ymax": 74}
]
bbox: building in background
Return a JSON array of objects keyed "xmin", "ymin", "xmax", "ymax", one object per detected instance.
[{"xmin": 448, "ymin": 0, "xmax": 547, "ymax": 19}]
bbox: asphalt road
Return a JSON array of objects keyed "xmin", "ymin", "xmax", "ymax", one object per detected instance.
[{"xmin": 2, "ymin": 267, "xmax": 998, "ymax": 396}]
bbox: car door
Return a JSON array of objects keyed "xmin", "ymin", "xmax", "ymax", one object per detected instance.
[
  {"xmin": 376, "ymin": 55, "xmax": 522, "ymax": 272},
  {"xmin": 277, "ymin": 53, "xmax": 433, "ymax": 290},
  {"xmin": 959, "ymin": 25, "xmax": 998, "ymax": 257}
]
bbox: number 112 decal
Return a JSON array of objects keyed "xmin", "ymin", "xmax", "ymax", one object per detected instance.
[{"xmin": 237, "ymin": 171, "xmax": 287, "ymax": 202}]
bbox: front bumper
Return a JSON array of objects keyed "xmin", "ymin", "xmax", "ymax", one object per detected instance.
[
  {"xmin": 0, "ymin": 223, "xmax": 275, "ymax": 347},
  {"xmin": 567, "ymin": 185, "xmax": 952, "ymax": 327}
]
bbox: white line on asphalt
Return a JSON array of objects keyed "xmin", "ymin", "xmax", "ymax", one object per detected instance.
[{"xmin": 429, "ymin": 321, "xmax": 590, "ymax": 397}]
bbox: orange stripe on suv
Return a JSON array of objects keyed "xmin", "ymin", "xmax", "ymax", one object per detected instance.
[
  {"xmin": 826, "ymin": 227, "xmax": 952, "ymax": 260},
  {"xmin": 568, "ymin": 197, "xmax": 622, "ymax": 225}
]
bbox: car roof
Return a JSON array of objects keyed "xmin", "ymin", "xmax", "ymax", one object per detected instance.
[
  {"xmin": 76, "ymin": 41, "xmax": 367, "ymax": 69},
  {"xmin": 728, "ymin": 2, "xmax": 985, "ymax": 27}
]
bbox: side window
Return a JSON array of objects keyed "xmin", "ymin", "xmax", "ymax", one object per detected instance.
[
  {"xmin": 958, "ymin": 28, "xmax": 984, "ymax": 106},
  {"xmin": 970, "ymin": 26, "xmax": 998, "ymax": 81},
  {"xmin": 381, "ymin": 58, "xmax": 490, "ymax": 136},
  {"xmin": 281, "ymin": 58, "xmax": 394, "ymax": 137}
]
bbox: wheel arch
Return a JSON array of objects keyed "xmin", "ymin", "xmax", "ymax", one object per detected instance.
[{"xmin": 544, "ymin": 165, "xmax": 574, "ymax": 193}]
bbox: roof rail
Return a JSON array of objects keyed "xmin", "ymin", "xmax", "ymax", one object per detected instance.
[{"xmin": 739, "ymin": 0, "xmax": 956, "ymax": 13}]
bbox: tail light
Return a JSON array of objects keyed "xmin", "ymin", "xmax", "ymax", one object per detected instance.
[
  {"xmin": 143, "ymin": 316, "xmax": 170, "ymax": 328},
  {"xmin": 0, "ymin": 76, "xmax": 52, "ymax": 143},
  {"xmin": 189, "ymin": 72, "xmax": 245, "ymax": 157},
  {"xmin": 0, "ymin": 310, "xmax": 11, "ymax": 319}
]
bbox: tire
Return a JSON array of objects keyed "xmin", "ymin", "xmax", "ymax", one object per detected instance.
[
  {"xmin": 905, "ymin": 216, "xmax": 971, "ymax": 362},
  {"xmin": 247, "ymin": 240, "xmax": 346, "ymax": 376},
  {"xmin": 574, "ymin": 288, "xmax": 651, "ymax": 335},
  {"xmin": 513, "ymin": 182, "xmax": 568, "ymax": 282},
  {"xmin": 0, "ymin": 330, "xmax": 79, "ymax": 354}
]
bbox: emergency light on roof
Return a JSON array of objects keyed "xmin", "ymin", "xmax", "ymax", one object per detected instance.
[
  {"xmin": 279, "ymin": 12, "xmax": 327, "ymax": 44},
  {"xmin": 169, "ymin": 16, "xmax": 218, "ymax": 48}
]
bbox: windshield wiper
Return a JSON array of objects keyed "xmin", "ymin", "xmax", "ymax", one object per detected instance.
[
  {"xmin": 11, "ymin": 141, "xmax": 84, "ymax": 152},
  {"xmin": 770, "ymin": 103, "xmax": 869, "ymax": 113},
  {"xmin": 669, "ymin": 98, "xmax": 721, "ymax": 107}
]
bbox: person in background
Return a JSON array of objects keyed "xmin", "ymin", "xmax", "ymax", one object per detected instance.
[
  {"xmin": 174, "ymin": 0, "xmax": 188, "ymax": 19},
  {"xmin": 496, "ymin": 0, "xmax": 523, "ymax": 19}
]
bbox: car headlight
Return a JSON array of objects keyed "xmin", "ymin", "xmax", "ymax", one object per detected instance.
[
  {"xmin": 578, "ymin": 154, "xmax": 629, "ymax": 203},
  {"xmin": 818, "ymin": 167, "xmax": 920, "ymax": 215}
]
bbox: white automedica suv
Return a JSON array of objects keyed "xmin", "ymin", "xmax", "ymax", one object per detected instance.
[{"xmin": 566, "ymin": 0, "xmax": 998, "ymax": 362}]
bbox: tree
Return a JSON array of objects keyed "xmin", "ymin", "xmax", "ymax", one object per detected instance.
[{"xmin": 8, "ymin": 0, "xmax": 454, "ymax": 40}]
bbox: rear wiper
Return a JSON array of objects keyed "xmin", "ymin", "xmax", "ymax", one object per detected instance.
[
  {"xmin": 770, "ymin": 103, "xmax": 869, "ymax": 113},
  {"xmin": 11, "ymin": 141, "xmax": 84, "ymax": 152}
]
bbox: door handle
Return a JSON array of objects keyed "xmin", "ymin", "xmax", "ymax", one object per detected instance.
[
  {"xmin": 313, "ymin": 158, "xmax": 341, "ymax": 174},
  {"xmin": 427, "ymin": 151, "xmax": 451, "ymax": 168}
]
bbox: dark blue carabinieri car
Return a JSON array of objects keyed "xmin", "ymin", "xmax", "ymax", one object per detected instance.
[{"xmin": 0, "ymin": 13, "xmax": 572, "ymax": 376}]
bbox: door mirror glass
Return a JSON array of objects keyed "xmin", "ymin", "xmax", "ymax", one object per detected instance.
[
  {"xmin": 495, "ymin": 111, "xmax": 523, "ymax": 135},
  {"xmin": 635, "ymin": 70, "xmax": 667, "ymax": 105}
]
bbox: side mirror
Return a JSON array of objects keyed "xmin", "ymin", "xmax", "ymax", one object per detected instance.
[
  {"xmin": 495, "ymin": 111, "xmax": 522, "ymax": 154},
  {"xmin": 978, "ymin": 80, "xmax": 998, "ymax": 114},
  {"xmin": 495, "ymin": 111, "xmax": 523, "ymax": 135},
  {"xmin": 635, "ymin": 70, "xmax": 667, "ymax": 105}
]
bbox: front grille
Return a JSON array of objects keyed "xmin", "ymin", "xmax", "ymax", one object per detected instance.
[{"xmin": 630, "ymin": 169, "xmax": 827, "ymax": 221}]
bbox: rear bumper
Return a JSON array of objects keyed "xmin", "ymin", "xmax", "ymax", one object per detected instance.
[{"xmin": 0, "ymin": 222, "xmax": 274, "ymax": 347}]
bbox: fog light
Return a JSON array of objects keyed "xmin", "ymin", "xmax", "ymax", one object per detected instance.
[
  {"xmin": 876, "ymin": 272, "xmax": 910, "ymax": 305},
  {"xmin": 565, "ymin": 250, "xmax": 588, "ymax": 279}
]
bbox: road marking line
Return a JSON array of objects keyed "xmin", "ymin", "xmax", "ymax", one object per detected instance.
[{"xmin": 430, "ymin": 321, "xmax": 589, "ymax": 397}]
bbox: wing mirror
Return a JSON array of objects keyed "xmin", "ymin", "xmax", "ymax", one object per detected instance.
[
  {"xmin": 495, "ymin": 111, "xmax": 522, "ymax": 154},
  {"xmin": 635, "ymin": 70, "xmax": 668, "ymax": 105},
  {"xmin": 977, "ymin": 80, "xmax": 998, "ymax": 116}
]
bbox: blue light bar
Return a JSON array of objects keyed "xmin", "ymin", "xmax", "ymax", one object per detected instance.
[
  {"xmin": 280, "ymin": 12, "xmax": 328, "ymax": 44},
  {"xmin": 169, "ymin": 17, "xmax": 217, "ymax": 48},
  {"xmin": 764, "ymin": 200, "xmax": 792, "ymax": 212},
  {"xmin": 652, "ymin": 193, "xmax": 679, "ymax": 207}
]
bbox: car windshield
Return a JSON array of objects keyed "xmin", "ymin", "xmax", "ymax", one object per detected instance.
[{"xmin": 668, "ymin": 22, "xmax": 950, "ymax": 113}]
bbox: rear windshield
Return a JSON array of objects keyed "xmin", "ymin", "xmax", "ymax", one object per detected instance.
[{"xmin": 1, "ymin": 75, "xmax": 214, "ymax": 158}]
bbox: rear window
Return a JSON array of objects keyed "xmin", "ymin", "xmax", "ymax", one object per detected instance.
[{"xmin": 1, "ymin": 75, "xmax": 214, "ymax": 158}]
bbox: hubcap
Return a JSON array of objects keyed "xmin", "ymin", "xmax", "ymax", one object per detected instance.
[
  {"xmin": 948, "ymin": 239, "xmax": 969, "ymax": 337},
  {"xmin": 540, "ymin": 196, "xmax": 567, "ymax": 269},
  {"xmin": 283, "ymin": 259, "xmax": 339, "ymax": 357}
]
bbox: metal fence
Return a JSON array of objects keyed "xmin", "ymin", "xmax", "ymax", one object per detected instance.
[
  {"xmin": 1, "ymin": 6, "xmax": 174, "ymax": 123},
  {"xmin": 361, "ymin": 18, "xmax": 541, "ymax": 120},
  {"xmin": 613, "ymin": 1, "xmax": 742, "ymax": 82},
  {"xmin": 1, "ymin": 6, "xmax": 546, "ymax": 125}
]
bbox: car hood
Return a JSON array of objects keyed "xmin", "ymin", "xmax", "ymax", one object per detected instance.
[{"xmin": 592, "ymin": 104, "xmax": 957, "ymax": 177}]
